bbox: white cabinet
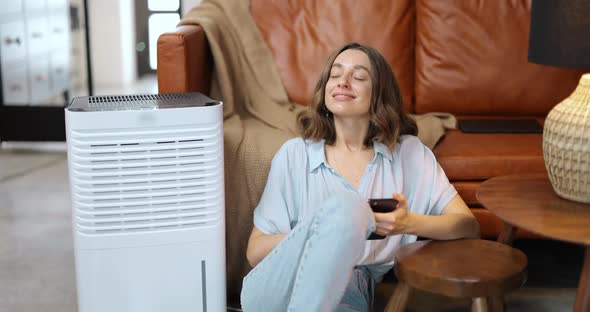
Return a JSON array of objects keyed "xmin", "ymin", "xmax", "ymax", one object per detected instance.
[
  {"xmin": 0, "ymin": 21, "xmax": 27, "ymax": 64},
  {"xmin": 26, "ymin": 17, "xmax": 50, "ymax": 56},
  {"xmin": 29, "ymin": 57, "xmax": 51, "ymax": 104},
  {"xmin": 2, "ymin": 65, "xmax": 29, "ymax": 105},
  {"xmin": 0, "ymin": 0, "xmax": 70, "ymax": 106},
  {"xmin": 49, "ymin": 14, "xmax": 70, "ymax": 51},
  {"xmin": 48, "ymin": 0, "xmax": 68, "ymax": 10},
  {"xmin": 0, "ymin": 0, "xmax": 23, "ymax": 16},
  {"xmin": 24, "ymin": 0, "xmax": 45, "ymax": 11},
  {"xmin": 50, "ymin": 51, "xmax": 69, "ymax": 93}
]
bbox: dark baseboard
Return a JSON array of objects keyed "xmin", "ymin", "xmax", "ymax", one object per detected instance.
[{"xmin": 0, "ymin": 106, "xmax": 66, "ymax": 142}]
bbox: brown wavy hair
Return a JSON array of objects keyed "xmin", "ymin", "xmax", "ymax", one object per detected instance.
[{"xmin": 297, "ymin": 42, "xmax": 417, "ymax": 150}]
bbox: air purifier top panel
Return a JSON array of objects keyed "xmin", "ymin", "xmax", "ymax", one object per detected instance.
[{"xmin": 66, "ymin": 93, "xmax": 220, "ymax": 112}]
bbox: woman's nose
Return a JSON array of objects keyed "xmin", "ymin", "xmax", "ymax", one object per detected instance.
[{"xmin": 337, "ymin": 76, "xmax": 350, "ymax": 88}]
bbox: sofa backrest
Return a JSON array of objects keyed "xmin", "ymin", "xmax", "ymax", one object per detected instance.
[
  {"xmin": 251, "ymin": 0, "xmax": 415, "ymax": 112},
  {"xmin": 413, "ymin": 0, "xmax": 582, "ymax": 116},
  {"xmin": 251, "ymin": 0, "xmax": 583, "ymax": 116}
]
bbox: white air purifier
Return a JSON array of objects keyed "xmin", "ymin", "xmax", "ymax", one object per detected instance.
[{"xmin": 65, "ymin": 93, "xmax": 226, "ymax": 312}]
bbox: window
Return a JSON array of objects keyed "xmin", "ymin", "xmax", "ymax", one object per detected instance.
[{"xmin": 136, "ymin": 0, "xmax": 181, "ymax": 75}]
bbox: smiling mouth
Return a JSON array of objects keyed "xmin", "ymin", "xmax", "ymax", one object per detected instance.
[{"xmin": 332, "ymin": 93, "xmax": 356, "ymax": 100}]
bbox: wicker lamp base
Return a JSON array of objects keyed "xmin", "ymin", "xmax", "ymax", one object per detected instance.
[{"xmin": 543, "ymin": 73, "xmax": 590, "ymax": 203}]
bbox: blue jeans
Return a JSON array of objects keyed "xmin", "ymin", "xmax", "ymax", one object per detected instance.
[{"xmin": 241, "ymin": 193, "xmax": 377, "ymax": 312}]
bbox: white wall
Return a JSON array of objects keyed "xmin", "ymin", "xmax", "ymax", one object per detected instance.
[
  {"xmin": 88, "ymin": 0, "xmax": 136, "ymax": 87},
  {"xmin": 87, "ymin": 0, "xmax": 197, "ymax": 90}
]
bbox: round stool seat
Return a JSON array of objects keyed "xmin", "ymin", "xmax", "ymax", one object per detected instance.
[{"xmin": 395, "ymin": 239, "xmax": 527, "ymax": 298}]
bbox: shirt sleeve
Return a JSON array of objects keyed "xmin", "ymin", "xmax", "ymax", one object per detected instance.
[
  {"xmin": 424, "ymin": 145, "xmax": 457, "ymax": 215},
  {"xmin": 401, "ymin": 136, "xmax": 457, "ymax": 216},
  {"xmin": 252, "ymin": 140, "xmax": 300, "ymax": 234}
]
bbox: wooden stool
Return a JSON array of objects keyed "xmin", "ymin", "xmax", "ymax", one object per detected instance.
[{"xmin": 385, "ymin": 239, "xmax": 527, "ymax": 312}]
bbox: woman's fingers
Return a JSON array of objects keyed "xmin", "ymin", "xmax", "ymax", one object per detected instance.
[
  {"xmin": 373, "ymin": 213, "xmax": 397, "ymax": 234},
  {"xmin": 393, "ymin": 193, "xmax": 407, "ymax": 209},
  {"xmin": 374, "ymin": 224, "xmax": 387, "ymax": 235},
  {"xmin": 372, "ymin": 194, "xmax": 408, "ymax": 236},
  {"xmin": 373, "ymin": 212, "xmax": 389, "ymax": 221}
]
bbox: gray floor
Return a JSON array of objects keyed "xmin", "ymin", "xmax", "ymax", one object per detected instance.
[
  {"xmin": 0, "ymin": 145, "xmax": 581, "ymax": 312},
  {"xmin": 0, "ymin": 148, "xmax": 76, "ymax": 312}
]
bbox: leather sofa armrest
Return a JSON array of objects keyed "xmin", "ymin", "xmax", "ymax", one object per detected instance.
[{"xmin": 157, "ymin": 25, "xmax": 212, "ymax": 94}]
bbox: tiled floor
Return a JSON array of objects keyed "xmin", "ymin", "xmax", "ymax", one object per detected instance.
[
  {"xmin": 0, "ymin": 76, "xmax": 583, "ymax": 311},
  {"xmin": 0, "ymin": 150, "xmax": 75, "ymax": 312}
]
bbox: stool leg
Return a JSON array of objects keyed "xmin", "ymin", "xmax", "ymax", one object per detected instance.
[
  {"xmin": 574, "ymin": 246, "xmax": 590, "ymax": 312},
  {"xmin": 471, "ymin": 297, "xmax": 489, "ymax": 312},
  {"xmin": 385, "ymin": 281, "xmax": 411, "ymax": 312},
  {"xmin": 497, "ymin": 222, "xmax": 516, "ymax": 245},
  {"xmin": 487, "ymin": 296, "xmax": 505, "ymax": 312}
]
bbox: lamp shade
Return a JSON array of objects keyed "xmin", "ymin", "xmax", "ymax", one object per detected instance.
[{"xmin": 528, "ymin": 0, "xmax": 590, "ymax": 70}]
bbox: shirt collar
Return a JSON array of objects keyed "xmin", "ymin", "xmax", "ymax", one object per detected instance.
[
  {"xmin": 307, "ymin": 139, "xmax": 393, "ymax": 172},
  {"xmin": 307, "ymin": 139, "xmax": 326, "ymax": 172},
  {"xmin": 373, "ymin": 141, "xmax": 393, "ymax": 162}
]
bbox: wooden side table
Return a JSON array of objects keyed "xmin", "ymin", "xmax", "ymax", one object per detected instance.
[
  {"xmin": 477, "ymin": 173, "xmax": 590, "ymax": 312},
  {"xmin": 385, "ymin": 239, "xmax": 527, "ymax": 312}
]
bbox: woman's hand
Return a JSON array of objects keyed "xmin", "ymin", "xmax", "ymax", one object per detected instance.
[
  {"xmin": 373, "ymin": 193, "xmax": 415, "ymax": 236},
  {"xmin": 372, "ymin": 194, "xmax": 480, "ymax": 240}
]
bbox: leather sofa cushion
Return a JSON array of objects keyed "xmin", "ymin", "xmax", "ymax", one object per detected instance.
[
  {"xmin": 251, "ymin": 0, "xmax": 415, "ymax": 112},
  {"xmin": 414, "ymin": 0, "xmax": 582, "ymax": 115},
  {"xmin": 452, "ymin": 180, "xmax": 481, "ymax": 207},
  {"xmin": 434, "ymin": 128, "xmax": 546, "ymax": 180}
]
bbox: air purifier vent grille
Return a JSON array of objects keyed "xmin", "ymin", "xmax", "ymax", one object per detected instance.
[
  {"xmin": 69, "ymin": 123, "xmax": 223, "ymax": 235},
  {"xmin": 78, "ymin": 93, "xmax": 219, "ymax": 111}
]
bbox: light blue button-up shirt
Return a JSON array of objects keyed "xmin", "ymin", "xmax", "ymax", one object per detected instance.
[{"xmin": 253, "ymin": 135, "xmax": 457, "ymax": 279}]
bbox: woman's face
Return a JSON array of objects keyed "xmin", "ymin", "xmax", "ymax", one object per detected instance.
[{"xmin": 324, "ymin": 49, "xmax": 373, "ymax": 119}]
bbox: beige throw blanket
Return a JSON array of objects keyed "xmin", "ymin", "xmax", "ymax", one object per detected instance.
[{"xmin": 179, "ymin": 0, "xmax": 456, "ymax": 303}]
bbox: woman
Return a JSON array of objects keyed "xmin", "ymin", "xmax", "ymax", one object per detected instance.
[{"xmin": 241, "ymin": 43, "xmax": 480, "ymax": 312}]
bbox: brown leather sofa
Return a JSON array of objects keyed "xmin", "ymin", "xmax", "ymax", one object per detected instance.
[{"xmin": 157, "ymin": 0, "xmax": 582, "ymax": 239}]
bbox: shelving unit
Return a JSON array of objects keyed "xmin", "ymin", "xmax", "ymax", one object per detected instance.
[{"xmin": 0, "ymin": 0, "xmax": 91, "ymax": 142}]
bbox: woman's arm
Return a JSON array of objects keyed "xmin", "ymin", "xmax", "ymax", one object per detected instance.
[
  {"xmin": 374, "ymin": 194, "xmax": 480, "ymax": 240},
  {"xmin": 246, "ymin": 227, "xmax": 288, "ymax": 267},
  {"xmin": 406, "ymin": 194, "xmax": 480, "ymax": 239}
]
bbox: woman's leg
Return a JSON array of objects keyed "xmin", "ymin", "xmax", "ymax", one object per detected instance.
[
  {"xmin": 335, "ymin": 266, "xmax": 375, "ymax": 312},
  {"xmin": 240, "ymin": 192, "xmax": 375, "ymax": 312}
]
